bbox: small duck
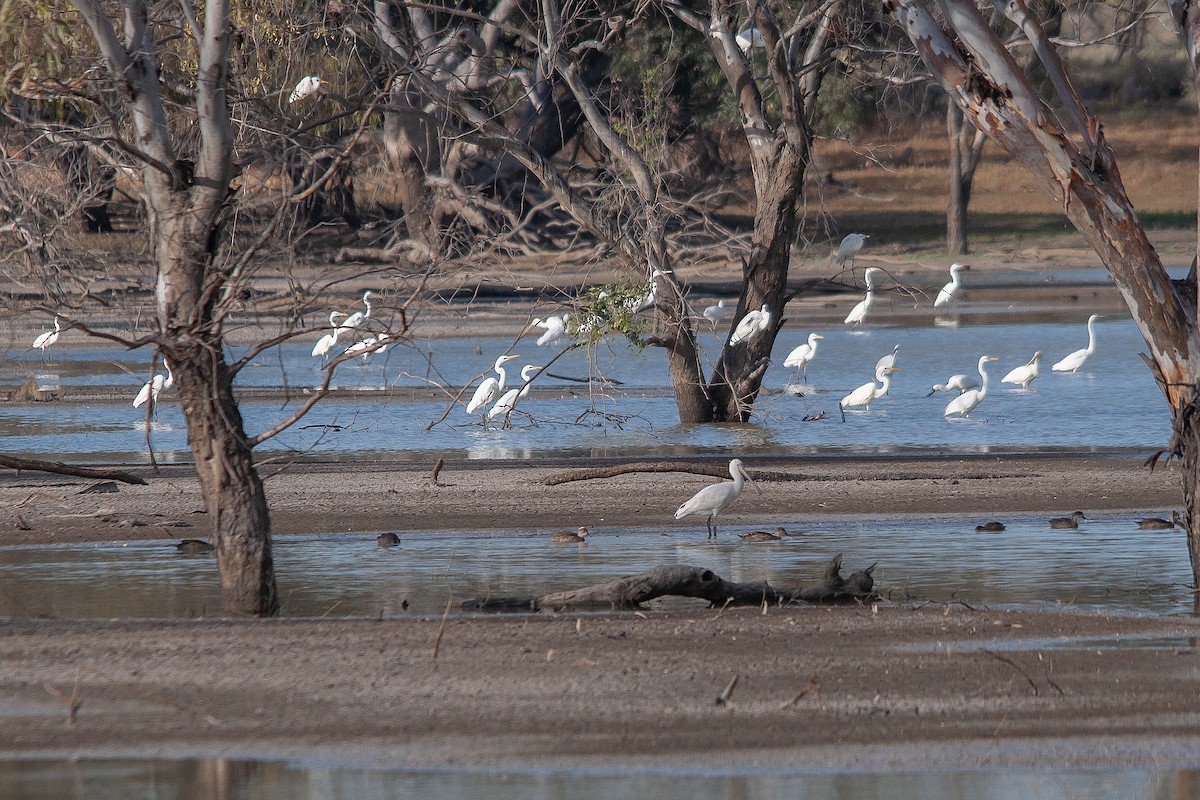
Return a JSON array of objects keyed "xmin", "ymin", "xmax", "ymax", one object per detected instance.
[
  {"xmin": 176, "ymin": 538, "xmax": 214, "ymax": 555},
  {"xmin": 377, "ymin": 532, "xmax": 401, "ymax": 547},
  {"xmin": 551, "ymin": 527, "xmax": 589, "ymax": 543},
  {"xmin": 975, "ymin": 521, "xmax": 1006, "ymax": 532},
  {"xmin": 1137, "ymin": 511, "xmax": 1183, "ymax": 531},
  {"xmin": 738, "ymin": 527, "xmax": 787, "ymax": 542},
  {"xmin": 1050, "ymin": 511, "xmax": 1087, "ymax": 529}
]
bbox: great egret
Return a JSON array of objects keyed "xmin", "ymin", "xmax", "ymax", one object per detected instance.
[
  {"xmin": 730, "ymin": 304, "xmax": 771, "ymax": 345},
  {"xmin": 467, "ymin": 354, "xmax": 520, "ymax": 415},
  {"xmin": 32, "ymin": 316, "xmax": 61, "ymax": 352},
  {"xmin": 1052, "ymin": 314, "xmax": 1100, "ymax": 372},
  {"xmin": 976, "ymin": 521, "xmax": 1006, "ymax": 532},
  {"xmin": 1049, "ymin": 511, "xmax": 1087, "ymax": 529},
  {"xmin": 134, "ymin": 361, "xmax": 174, "ymax": 409},
  {"xmin": 340, "ymin": 290, "xmax": 374, "ymax": 330},
  {"xmin": 489, "ymin": 363, "xmax": 541, "ymax": 423},
  {"xmin": 934, "ymin": 263, "xmax": 967, "ymax": 308},
  {"xmin": 344, "ymin": 332, "xmax": 391, "ymax": 362},
  {"xmin": 835, "ymin": 232, "xmax": 869, "ymax": 267},
  {"xmin": 674, "ymin": 458, "xmax": 762, "ymax": 539},
  {"xmin": 288, "ymin": 75, "xmax": 323, "ymax": 103},
  {"xmin": 840, "ymin": 362, "xmax": 896, "ymax": 416},
  {"xmin": 783, "ymin": 333, "xmax": 824, "ymax": 380},
  {"xmin": 735, "ymin": 26, "xmax": 765, "ymax": 53},
  {"xmin": 551, "ymin": 527, "xmax": 590, "ymax": 543},
  {"xmin": 926, "ymin": 374, "xmax": 979, "ymax": 396},
  {"xmin": 630, "ymin": 270, "xmax": 663, "ymax": 313},
  {"xmin": 311, "ymin": 311, "xmax": 347, "ymax": 360},
  {"xmin": 1001, "ymin": 351, "xmax": 1041, "ymax": 389},
  {"xmin": 875, "ymin": 344, "xmax": 900, "ymax": 375},
  {"xmin": 844, "ymin": 267, "xmax": 881, "ymax": 327},
  {"xmin": 943, "ymin": 355, "xmax": 998, "ymax": 418},
  {"xmin": 738, "ymin": 528, "xmax": 784, "ymax": 541},
  {"xmin": 703, "ymin": 299, "xmax": 733, "ymax": 328},
  {"xmin": 532, "ymin": 314, "xmax": 569, "ymax": 346}
]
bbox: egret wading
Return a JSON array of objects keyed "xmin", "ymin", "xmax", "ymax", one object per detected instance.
[
  {"xmin": 835, "ymin": 232, "xmax": 868, "ymax": 268},
  {"xmin": 839, "ymin": 363, "xmax": 897, "ymax": 419},
  {"xmin": 674, "ymin": 459, "xmax": 762, "ymax": 539},
  {"xmin": 844, "ymin": 268, "xmax": 881, "ymax": 327},
  {"xmin": 1002, "ymin": 351, "xmax": 1041, "ymax": 389},
  {"xmin": 134, "ymin": 361, "xmax": 174, "ymax": 410},
  {"xmin": 943, "ymin": 356, "xmax": 999, "ymax": 418},
  {"xmin": 875, "ymin": 344, "xmax": 900, "ymax": 375},
  {"xmin": 32, "ymin": 316, "xmax": 61, "ymax": 353},
  {"xmin": 532, "ymin": 314, "xmax": 569, "ymax": 346},
  {"xmin": 311, "ymin": 311, "xmax": 347, "ymax": 361},
  {"xmin": 340, "ymin": 290, "xmax": 374, "ymax": 331},
  {"xmin": 467, "ymin": 354, "xmax": 520, "ymax": 416},
  {"xmin": 489, "ymin": 364, "xmax": 541, "ymax": 425},
  {"xmin": 783, "ymin": 333, "xmax": 824, "ymax": 381},
  {"xmin": 934, "ymin": 263, "xmax": 967, "ymax": 308},
  {"xmin": 1052, "ymin": 314, "xmax": 1100, "ymax": 373}
]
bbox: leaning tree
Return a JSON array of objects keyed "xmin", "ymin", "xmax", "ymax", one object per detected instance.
[{"xmin": 887, "ymin": 0, "xmax": 1200, "ymax": 595}]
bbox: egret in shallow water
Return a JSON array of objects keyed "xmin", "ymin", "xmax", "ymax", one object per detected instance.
[
  {"xmin": 134, "ymin": 361, "xmax": 174, "ymax": 410},
  {"xmin": 703, "ymin": 299, "xmax": 733, "ymax": 328},
  {"xmin": 943, "ymin": 355, "xmax": 999, "ymax": 418},
  {"xmin": 782, "ymin": 333, "xmax": 824, "ymax": 381},
  {"xmin": 835, "ymin": 233, "xmax": 868, "ymax": 267},
  {"xmin": 934, "ymin": 263, "xmax": 967, "ymax": 308},
  {"xmin": 340, "ymin": 290, "xmax": 374, "ymax": 331},
  {"xmin": 840, "ymin": 363, "xmax": 897, "ymax": 417},
  {"xmin": 844, "ymin": 268, "xmax": 881, "ymax": 327},
  {"xmin": 1052, "ymin": 314, "xmax": 1100, "ymax": 373},
  {"xmin": 532, "ymin": 314, "xmax": 569, "ymax": 346},
  {"xmin": 730, "ymin": 304, "xmax": 771, "ymax": 345},
  {"xmin": 927, "ymin": 374, "xmax": 978, "ymax": 397},
  {"xmin": 674, "ymin": 458, "xmax": 762, "ymax": 539},
  {"xmin": 467, "ymin": 354, "xmax": 519, "ymax": 415},
  {"xmin": 311, "ymin": 311, "xmax": 347, "ymax": 360},
  {"xmin": 32, "ymin": 316, "xmax": 61, "ymax": 353},
  {"xmin": 875, "ymin": 344, "xmax": 900, "ymax": 375},
  {"xmin": 1001, "ymin": 351, "xmax": 1041, "ymax": 389},
  {"xmin": 489, "ymin": 363, "xmax": 541, "ymax": 424}
]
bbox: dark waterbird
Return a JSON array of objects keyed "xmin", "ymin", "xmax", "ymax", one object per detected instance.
[
  {"xmin": 975, "ymin": 521, "xmax": 1006, "ymax": 532},
  {"xmin": 1050, "ymin": 511, "xmax": 1087, "ymax": 529},
  {"xmin": 377, "ymin": 532, "xmax": 401, "ymax": 547},
  {"xmin": 175, "ymin": 539, "xmax": 213, "ymax": 555}
]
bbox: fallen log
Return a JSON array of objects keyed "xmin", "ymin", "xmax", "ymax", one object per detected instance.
[
  {"xmin": 463, "ymin": 555, "xmax": 877, "ymax": 612},
  {"xmin": 0, "ymin": 454, "xmax": 147, "ymax": 485},
  {"xmin": 538, "ymin": 461, "xmax": 1036, "ymax": 486}
]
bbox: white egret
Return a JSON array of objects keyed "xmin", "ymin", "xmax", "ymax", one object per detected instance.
[
  {"xmin": 703, "ymin": 299, "xmax": 732, "ymax": 327},
  {"xmin": 311, "ymin": 311, "xmax": 347, "ymax": 360},
  {"xmin": 835, "ymin": 232, "xmax": 869, "ymax": 267},
  {"xmin": 730, "ymin": 303, "xmax": 771, "ymax": 345},
  {"xmin": 532, "ymin": 314, "xmax": 569, "ymax": 346},
  {"xmin": 926, "ymin": 374, "xmax": 978, "ymax": 397},
  {"xmin": 934, "ymin": 263, "xmax": 967, "ymax": 308},
  {"xmin": 134, "ymin": 361, "xmax": 174, "ymax": 409},
  {"xmin": 467, "ymin": 354, "xmax": 520, "ymax": 415},
  {"xmin": 32, "ymin": 316, "xmax": 61, "ymax": 352},
  {"xmin": 674, "ymin": 458, "xmax": 762, "ymax": 539},
  {"xmin": 1052, "ymin": 314, "xmax": 1100, "ymax": 373},
  {"xmin": 339, "ymin": 290, "xmax": 374, "ymax": 330},
  {"xmin": 288, "ymin": 75, "xmax": 323, "ymax": 104},
  {"xmin": 1001, "ymin": 351, "xmax": 1041, "ymax": 389},
  {"xmin": 840, "ymin": 363, "xmax": 896, "ymax": 416},
  {"xmin": 943, "ymin": 355, "xmax": 999, "ymax": 418},
  {"xmin": 489, "ymin": 363, "xmax": 541, "ymax": 423},
  {"xmin": 782, "ymin": 333, "xmax": 824, "ymax": 380},
  {"xmin": 344, "ymin": 332, "xmax": 391, "ymax": 362},
  {"xmin": 628, "ymin": 269, "xmax": 664, "ymax": 313},
  {"xmin": 843, "ymin": 267, "xmax": 881, "ymax": 327},
  {"xmin": 875, "ymin": 344, "xmax": 900, "ymax": 375}
]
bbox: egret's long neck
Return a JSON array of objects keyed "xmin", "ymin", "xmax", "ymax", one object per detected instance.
[
  {"xmin": 879, "ymin": 374, "xmax": 891, "ymax": 396},
  {"xmin": 978, "ymin": 363, "xmax": 991, "ymax": 398},
  {"xmin": 1085, "ymin": 318, "xmax": 1096, "ymax": 354},
  {"xmin": 810, "ymin": 335, "xmax": 820, "ymax": 354},
  {"xmin": 495, "ymin": 365, "xmax": 508, "ymax": 392}
]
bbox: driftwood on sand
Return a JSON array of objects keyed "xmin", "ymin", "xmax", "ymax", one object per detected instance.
[
  {"xmin": 0, "ymin": 454, "xmax": 147, "ymax": 485},
  {"xmin": 538, "ymin": 461, "xmax": 799, "ymax": 486},
  {"xmin": 462, "ymin": 555, "xmax": 877, "ymax": 612}
]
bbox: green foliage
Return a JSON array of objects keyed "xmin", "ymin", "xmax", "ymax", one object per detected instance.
[
  {"xmin": 813, "ymin": 68, "xmax": 882, "ymax": 137},
  {"xmin": 572, "ymin": 283, "xmax": 651, "ymax": 349},
  {"xmin": 0, "ymin": 0, "xmax": 91, "ymax": 102}
]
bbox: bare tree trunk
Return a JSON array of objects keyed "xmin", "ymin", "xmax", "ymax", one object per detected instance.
[{"xmin": 946, "ymin": 103, "xmax": 985, "ymax": 255}]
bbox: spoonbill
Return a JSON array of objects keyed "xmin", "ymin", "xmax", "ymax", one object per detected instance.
[
  {"xmin": 674, "ymin": 458, "xmax": 762, "ymax": 539},
  {"xmin": 927, "ymin": 374, "xmax": 978, "ymax": 396}
]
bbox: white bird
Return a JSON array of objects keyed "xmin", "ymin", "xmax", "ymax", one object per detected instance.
[
  {"xmin": 730, "ymin": 304, "xmax": 771, "ymax": 345},
  {"xmin": 344, "ymin": 333, "xmax": 391, "ymax": 362},
  {"xmin": 32, "ymin": 316, "xmax": 61, "ymax": 351},
  {"xmin": 1052, "ymin": 314, "xmax": 1100, "ymax": 373},
  {"xmin": 703, "ymin": 299, "xmax": 733, "ymax": 327},
  {"xmin": 934, "ymin": 263, "xmax": 967, "ymax": 308},
  {"xmin": 134, "ymin": 361, "xmax": 174, "ymax": 409},
  {"xmin": 840, "ymin": 363, "xmax": 896, "ymax": 415},
  {"xmin": 467, "ymin": 354, "xmax": 520, "ymax": 415},
  {"xmin": 532, "ymin": 314, "xmax": 569, "ymax": 346},
  {"xmin": 628, "ymin": 269, "xmax": 663, "ymax": 313},
  {"xmin": 844, "ymin": 268, "xmax": 881, "ymax": 327},
  {"xmin": 944, "ymin": 356, "xmax": 999, "ymax": 417},
  {"xmin": 674, "ymin": 458, "xmax": 762, "ymax": 539},
  {"xmin": 489, "ymin": 364, "xmax": 540, "ymax": 423},
  {"xmin": 1002, "ymin": 351, "xmax": 1042, "ymax": 389},
  {"xmin": 926, "ymin": 374, "xmax": 979, "ymax": 397},
  {"xmin": 339, "ymin": 290, "xmax": 374, "ymax": 331},
  {"xmin": 835, "ymin": 233, "xmax": 869, "ymax": 267},
  {"xmin": 735, "ymin": 26, "xmax": 765, "ymax": 53},
  {"xmin": 783, "ymin": 333, "xmax": 824, "ymax": 380},
  {"xmin": 875, "ymin": 344, "xmax": 900, "ymax": 375},
  {"xmin": 288, "ymin": 75, "xmax": 324, "ymax": 104},
  {"xmin": 311, "ymin": 311, "xmax": 347, "ymax": 360}
]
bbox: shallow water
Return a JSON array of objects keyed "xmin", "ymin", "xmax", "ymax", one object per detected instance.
[
  {"xmin": 2, "ymin": 757, "xmax": 1198, "ymax": 800},
  {"xmin": 0, "ymin": 315, "xmax": 1173, "ymax": 463},
  {"xmin": 0, "ymin": 512, "xmax": 1190, "ymax": 618}
]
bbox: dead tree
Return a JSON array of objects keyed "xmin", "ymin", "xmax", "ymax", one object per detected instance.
[{"xmin": 887, "ymin": 0, "xmax": 1200, "ymax": 599}]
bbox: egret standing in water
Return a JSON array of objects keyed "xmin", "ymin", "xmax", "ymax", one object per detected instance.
[
  {"xmin": 839, "ymin": 362, "xmax": 897, "ymax": 418},
  {"xmin": 875, "ymin": 344, "xmax": 900, "ymax": 375},
  {"xmin": 783, "ymin": 333, "xmax": 824, "ymax": 381},
  {"xmin": 730, "ymin": 304, "xmax": 772, "ymax": 345},
  {"xmin": 944, "ymin": 356, "xmax": 999, "ymax": 418},
  {"xmin": 532, "ymin": 314, "xmax": 569, "ymax": 346},
  {"xmin": 1002, "ymin": 351, "xmax": 1041, "ymax": 389},
  {"xmin": 835, "ymin": 233, "xmax": 869, "ymax": 268},
  {"xmin": 311, "ymin": 311, "xmax": 348, "ymax": 361},
  {"xmin": 1052, "ymin": 314, "xmax": 1100, "ymax": 373},
  {"xmin": 934, "ymin": 263, "xmax": 967, "ymax": 308},
  {"xmin": 134, "ymin": 361, "xmax": 174, "ymax": 410},
  {"xmin": 489, "ymin": 363, "xmax": 541, "ymax": 425},
  {"xmin": 844, "ymin": 268, "xmax": 881, "ymax": 327},
  {"xmin": 467, "ymin": 354, "xmax": 519, "ymax": 416},
  {"xmin": 32, "ymin": 316, "xmax": 62, "ymax": 353},
  {"xmin": 674, "ymin": 458, "xmax": 762, "ymax": 538},
  {"xmin": 340, "ymin": 290, "xmax": 374, "ymax": 331}
]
